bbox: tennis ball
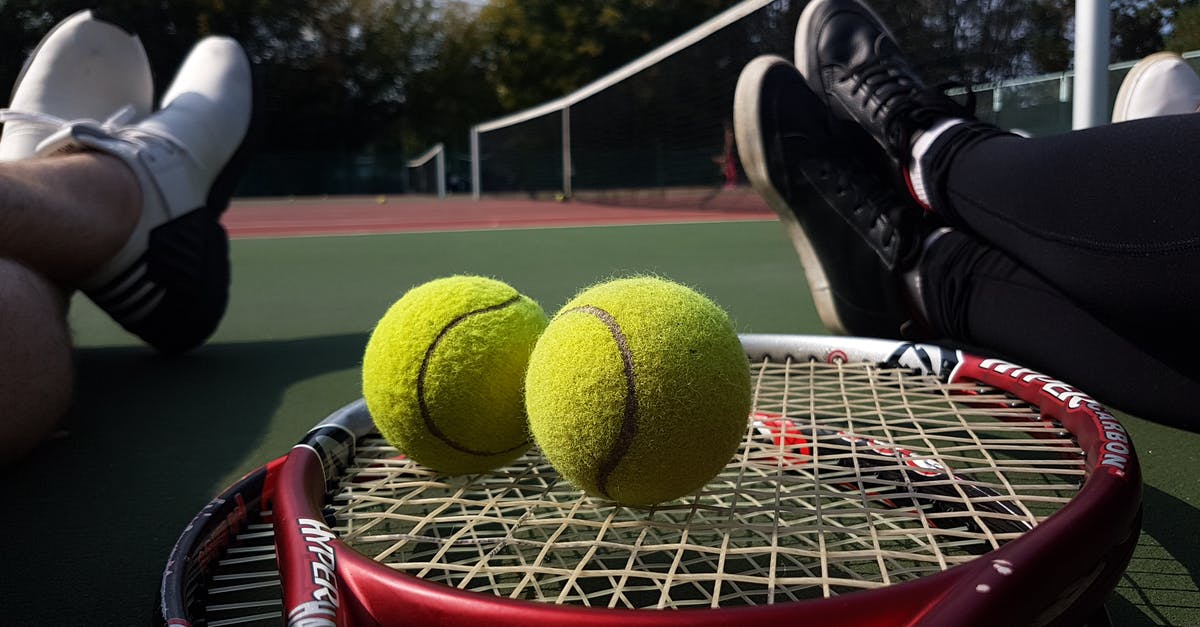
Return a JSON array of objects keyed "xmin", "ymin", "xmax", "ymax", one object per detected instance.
[
  {"xmin": 362, "ymin": 275, "xmax": 548, "ymax": 474},
  {"xmin": 525, "ymin": 276, "xmax": 751, "ymax": 506}
]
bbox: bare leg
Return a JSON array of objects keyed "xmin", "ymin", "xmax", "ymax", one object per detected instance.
[
  {"xmin": 0, "ymin": 258, "xmax": 73, "ymax": 464},
  {"xmin": 0, "ymin": 153, "xmax": 140, "ymax": 287},
  {"xmin": 0, "ymin": 153, "xmax": 141, "ymax": 465},
  {"xmin": 0, "ymin": 26, "xmax": 250, "ymax": 463}
]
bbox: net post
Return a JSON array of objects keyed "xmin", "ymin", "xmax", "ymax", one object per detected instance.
[
  {"xmin": 435, "ymin": 143, "xmax": 446, "ymax": 198},
  {"xmin": 1072, "ymin": 0, "xmax": 1110, "ymax": 129},
  {"xmin": 470, "ymin": 127, "xmax": 481, "ymax": 200},
  {"xmin": 561, "ymin": 106, "xmax": 572, "ymax": 200}
]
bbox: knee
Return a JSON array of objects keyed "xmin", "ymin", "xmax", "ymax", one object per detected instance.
[{"xmin": 0, "ymin": 258, "xmax": 73, "ymax": 465}]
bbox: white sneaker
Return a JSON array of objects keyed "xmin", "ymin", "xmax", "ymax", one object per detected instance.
[
  {"xmin": 1112, "ymin": 52, "xmax": 1200, "ymax": 123},
  {"xmin": 35, "ymin": 36, "xmax": 253, "ymax": 352},
  {"xmin": 0, "ymin": 10, "xmax": 152, "ymax": 160}
]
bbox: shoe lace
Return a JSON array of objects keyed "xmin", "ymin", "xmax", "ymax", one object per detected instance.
[
  {"xmin": 0, "ymin": 104, "xmax": 139, "ymax": 136},
  {"xmin": 0, "ymin": 105, "xmax": 198, "ymax": 167},
  {"xmin": 111, "ymin": 125, "xmax": 198, "ymax": 167},
  {"xmin": 817, "ymin": 161, "xmax": 911, "ymax": 267},
  {"xmin": 846, "ymin": 55, "xmax": 976, "ymax": 162}
]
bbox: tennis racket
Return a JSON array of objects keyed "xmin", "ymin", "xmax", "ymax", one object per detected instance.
[
  {"xmin": 159, "ymin": 333, "xmax": 1141, "ymax": 626},
  {"xmin": 159, "ymin": 455, "xmax": 286, "ymax": 626}
]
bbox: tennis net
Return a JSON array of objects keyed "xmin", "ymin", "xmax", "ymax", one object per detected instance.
[
  {"xmin": 471, "ymin": 0, "xmax": 804, "ymax": 212},
  {"xmin": 407, "ymin": 142, "xmax": 447, "ymax": 197}
]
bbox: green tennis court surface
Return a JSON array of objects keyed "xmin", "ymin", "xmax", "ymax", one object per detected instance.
[{"xmin": 2, "ymin": 220, "xmax": 1197, "ymax": 625}]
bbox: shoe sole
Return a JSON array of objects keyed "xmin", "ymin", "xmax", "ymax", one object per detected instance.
[
  {"xmin": 1112, "ymin": 51, "xmax": 1188, "ymax": 123},
  {"xmin": 734, "ymin": 55, "xmax": 848, "ymax": 335},
  {"xmin": 203, "ymin": 60, "xmax": 259, "ymax": 221}
]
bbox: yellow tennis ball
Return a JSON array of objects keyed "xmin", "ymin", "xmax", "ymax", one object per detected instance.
[
  {"xmin": 362, "ymin": 275, "xmax": 548, "ymax": 474},
  {"xmin": 525, "ymin": 276, "xmax": 751, "ymax": 506}
]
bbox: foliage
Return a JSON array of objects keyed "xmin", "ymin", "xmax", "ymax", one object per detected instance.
[
  {"xmin": 0, "ymin": 0, "xmax": 437, "ymax": 155},
  {"xmin": 1111, "ymin": 0, "xmax": 1190, "ymax": 61},
  {"xmin": 0, "ymin": 0, "xmax": 1197, "ymax": 194},
  {"xmin": 404, "ymin": 1, "xmax": 503, "ymax": 160},
  {"xmin": 877, "ymin": 0, "xmax": 1073, "ymax": 84},
  {"xmin": 1166, "ymin": 2, "xmax": 1200, "ymax": 51},
  {"xmin": 475, "ymin": 0, "xmax": 730, "ymax": 111}
]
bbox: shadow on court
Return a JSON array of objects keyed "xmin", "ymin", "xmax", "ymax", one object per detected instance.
[
  {"xmin": 0, "ymin": 332, "xmax": 366, "ymax": 626},
  {"xmin": 2, "ymin": 331, "xmax": 1196, "ymax": 625},
  {"xmin": 1109, "ymin": 485, "xmax": 1200, "ymax": 626}
]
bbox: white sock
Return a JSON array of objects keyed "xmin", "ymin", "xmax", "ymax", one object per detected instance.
[{"xmin": 907, "ymin": 118, "xmax": 967, "ymax": 207}]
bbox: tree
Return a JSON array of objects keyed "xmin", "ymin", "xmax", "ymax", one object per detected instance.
[
  {"xmin": 1111, "ymin": 0, "xmax": 1187, "ymax": 61},
  {"xmin": 878, "ymin": 0, "xmax": 1074, "ymax": 83},
  {"xmin": 0, "ymin": 0, "xmax": 440, "ymax": 153},
  {"xmin": 1, "ymin": 0, "xmax": 1194, "ymax": 195},
  {"xmin": 1025, "ymin": 0, "xmax": 1074, "ymax": 73},
  {"xmin": 1166, "ymin": 2, "xmax": 1200, "ymax": 51},
  {"xmin": 404, "ymin": 1, "xmax": 504, "ymax": 161},
  {"xmin": 476, "ymin": 0, "xmax": 730, "ymax": 111}
]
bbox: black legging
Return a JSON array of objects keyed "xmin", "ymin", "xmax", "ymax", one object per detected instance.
[
  {"xmin": 920, "ymin": 229, "xmax": 1200, "ymax": 427},
  {"xmin": 918, "ymin": 115, "xmax": 1200, "ymax": 426}
]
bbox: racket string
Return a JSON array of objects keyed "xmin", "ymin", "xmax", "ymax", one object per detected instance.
[
  {"xmin": 323, "ymin": 358, "xmax": 1087, "ymax": 609},
  {"xmin": 193, "ymin": 513, "xmax": 284, "ymax": 625}
]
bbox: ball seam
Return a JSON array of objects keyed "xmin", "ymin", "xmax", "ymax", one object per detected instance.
[
  {"xmin": 562, "ymin": 305, "xmax": 638, "ymax": 500},
  {"xmin": 418, "ymin": 292, "xmax": 533, "ymax": 457}
]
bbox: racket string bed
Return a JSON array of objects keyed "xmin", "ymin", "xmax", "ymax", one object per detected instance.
[
  {"xmin": 159, "ymin": 336, "xmax": 1142, "ymax": 627},
  {"xmin": 195, "ymin": 517, "xmax": 284, "ymax": 626},
  {"xmin": 323, "ymin": 357, "xmax": 1087, "ymax": 610}
]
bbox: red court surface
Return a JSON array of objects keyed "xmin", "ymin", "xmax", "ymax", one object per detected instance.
[{"xmin": 222, "ymin": 194, "xmax": 775, "ymax": 238}]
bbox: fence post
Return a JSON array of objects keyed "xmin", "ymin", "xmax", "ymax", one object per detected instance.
[
  {"xmin": 436, "ymin": 144, "xmax": 446, "ymax": 199},
  {"xmin": 470, "ymin": 127, "xmax": 481, "ymax": 200},
  {"xmin": 1072, "ymin": 0, "xmax": 1110, "ymax": 129},
  {"xmin": 562, "ymin": 106, "xmax": 572, "ymax": 199}
]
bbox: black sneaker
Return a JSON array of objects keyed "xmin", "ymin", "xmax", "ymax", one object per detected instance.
[
  {"xmin": 795, "ymin": 0, "xmax": 973, "ymax": 165},
  {"xmin": 733, "ymin": 55, "xmax": 921, "ymax": 338}
]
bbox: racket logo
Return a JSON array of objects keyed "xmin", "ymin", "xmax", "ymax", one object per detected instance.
[
  {"xmin": 974, "ymin": 358, "xmax": 1132, "ymax": 476},
  {"xmin": 835, "ymin": 432, "xmax": 945, "ymax": 477},
  {"xmin": 750, "ymin": 413, "xmax": 1031, "ymax": 535},
  {"xmin": 750, "ymin": 414, "xmax": 943, "ymax": 477},
  {"xmin": 288, "ymin": 517, "xmax": 339, "ymax": 627},
  {"xmin": 1091, "ymin": 410, "xmax": 1133, "ymax": 475},
  {"xmin": 883, "ymin": 342, "xmax": 955, "ymax": 375}
]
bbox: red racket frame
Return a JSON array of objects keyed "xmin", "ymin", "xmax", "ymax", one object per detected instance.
[{"xmin": 271, "ymin": 335, "xmax": 1142, "ymax": 627}]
